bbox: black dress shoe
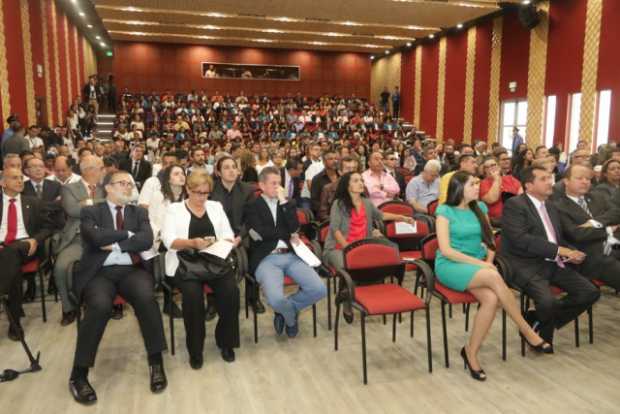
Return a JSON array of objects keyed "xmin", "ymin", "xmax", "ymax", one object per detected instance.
[
  {"xmin": 251, "ymin": 299, "xmax": 266, "ymax": 314},
  {"xmin": 69, "ymin": 378, "xmax": 98, "ymax": 405},
  {"xmin": 61, "ymin": 311, "xmax": 77, "ymax": 327},
  {"xmin": 205, "ymin": 302, "xmax": 217, "ymax": 321},
  {"xmin": 220, "ymin": 348, "xmax": 235, "ymax": 363},
  {"xmin": 7, "ymin": 325, "xmax": 22, "ymax": 342},
  {"xmin": 189, "ymin": 355, "xmax": 203, "ymax": 370},
  {"xmin": 149, "ymin": 364, "xmax": 167, "ymax": 393}
]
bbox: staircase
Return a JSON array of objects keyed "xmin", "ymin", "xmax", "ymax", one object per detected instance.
[{"xmin": 95, "ymin": 113, "xmax": 115, "ymax": 140}]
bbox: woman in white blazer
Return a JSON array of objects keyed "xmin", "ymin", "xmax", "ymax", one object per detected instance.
[{"xmin": 161, "ymin": 170, "xmax": 240, "ymax": 369}]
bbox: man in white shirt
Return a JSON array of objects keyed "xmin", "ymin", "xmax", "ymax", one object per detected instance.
[
  {"xmin": 51, "ymin": 155, "xmax": 81, "ymax": 185},
  {"xmin": 25, "ymin": 126, "xmax": 44, "ymax": 150},
  {"xmin": 300, "ymin": 143, "xmax": 323, "ymax": 210}
]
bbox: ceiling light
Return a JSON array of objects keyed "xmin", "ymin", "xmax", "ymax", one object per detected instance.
[
  {"xmin": 384, "ymin": 50, "xmax": 389, "ymax": 55},
  {"xmin": 87, "ymin": 24, "xmax": 93, "ymax": 28},
  {"xmin": 457, "ymin": 23, "xmax": 464, "ymax": 29},
  {"xmin": 263, "ymin": 28, "xmax": 283, "ymax": 33},
  {"xmin": 341, "ymin": 21, "xmax": 360, "ymax": 26},
  {"xmin": 100, "ymin": 42, "xmax": 106, "ymax": 47},
  {"xmin": 370, "ymin": 56, "xmax": 375, "ymax": 60},
  {"xmin": 273, "ymin": 16, "xmax": 294, "ymax": 22},
  {"xmin": 311, "ymin": 41, "xmax": 326, "ymax": 46},
  {"xmin": 95, "ymin": 35, "xmax": 101, "ymax": 39},
  {"xmin": 254, "ymin": 38, "xmax": 273, "ymax": 43},
  {"xmin": 522, "ymin": 0, "xmax": 531, "ymax": 4},
  {"xmin": 206, "ymin": 12, "xmax": 228, "ymax": 18},
  {"xmin": 123, "ymin": 7, "xmax": 139, "ymax": 12},
  {"xmin": 78, "ymin": 12, "xmax": 85, "ymax": 17},
  {"xmin": 429, "ymin": 34, "xmax": 435, "ymax": 39},
  {"xmin": 406, "ymin": 42, "xmax": 412, "ymax": 47}
]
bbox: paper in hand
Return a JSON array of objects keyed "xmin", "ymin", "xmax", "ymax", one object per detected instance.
[
  {"xmin": 291, "ymin": 240, "xmax": 321, "ymax": 267},
  {"xmin": 249, "ymin": 229, "xmax": 263, "ymax": 241},
  {"xmin": 200, "ymin": 240, "xmax": 234, "ymax": 259},
  {"xmin": 395, "ymin": 221, "xmax": 417, "ymax": 235}
]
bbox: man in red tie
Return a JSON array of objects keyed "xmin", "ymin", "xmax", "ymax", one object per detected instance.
[
  {"xmin": 69, "ymin": 171, "xmax": 167, "ymax": 405},
  {"xmin": 0, "ymin": 168, "xmax": 53, "ymax": 340}
]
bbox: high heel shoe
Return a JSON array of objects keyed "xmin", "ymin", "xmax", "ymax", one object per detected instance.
[
  {"xmin": 460, "ymin": 347, "xmax": 486, "ymax": 382},
  {"xmin": 519, "ymin": 333, "xmax": 554, "ymax": 354}
]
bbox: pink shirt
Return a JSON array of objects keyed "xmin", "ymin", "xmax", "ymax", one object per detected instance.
[{"xmin": 362, "ymin": 169, "xmax": 400, "ymax": 207}]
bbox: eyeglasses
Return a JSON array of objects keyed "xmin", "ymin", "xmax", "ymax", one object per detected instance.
[
  {"xmin": 484, "ymin": 163, "xmax": 498, "ymax": 168},
  {"xmin": 191, "ymin": 190, "xmax": 210, "ymax": 196},
  {"xmin": 110, "ymin": 180, "xmax": 135, "ymax": 188}
]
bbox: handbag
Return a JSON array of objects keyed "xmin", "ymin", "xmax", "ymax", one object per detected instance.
[{"xmin": 177, "ymin": 249, "xmax": 234, "ymax": 283}]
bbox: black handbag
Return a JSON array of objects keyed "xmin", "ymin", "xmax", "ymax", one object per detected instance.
[{"xmin": 177, "ymin": 249, "xmax": 234, "ymax": 283}]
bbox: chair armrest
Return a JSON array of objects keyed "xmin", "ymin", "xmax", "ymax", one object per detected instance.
[{"xmin": 412, "ymin": 258, "xmax": 435, "ymax": 305}]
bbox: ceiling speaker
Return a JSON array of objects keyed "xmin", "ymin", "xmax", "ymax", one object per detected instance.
[{"xmin": 518, "ymin": 4, "xmax": 541, "ymax": 30}]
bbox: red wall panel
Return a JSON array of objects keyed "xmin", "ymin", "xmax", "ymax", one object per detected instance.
[
  {"xmin": 419, "ymin": 42, "xmax": 439, "ymax": 137},
  {"xmin": 400, "ymin": 49, "xmax": 415, "ymax": 122},
  {"xmin": 545, "ymin": 0, "xmax": 586, "ymax": 145},
  {"xmin": 472, "ymin": 20, "xmax": 493, "ymax": 142},
  {"xmin": 599, "ymin": 0, "xmax": 620, "ymax": 141},
  {"xmin": 499, "ymin": 13, "xmax": 530, "ymax": 101},
  {"xmin": 29, "ymin": 0, "xmax": 45, "ymax": 105},
  {"xmin": 106, "ymin": 41, "xmax": 371, "ymax": 99},
  {"xmin": 68, "ymin": 24, "xmax": 79, "ymax": 103},
  {"xmin": 443, "ymin": 32, "xmax": 468, "ymax": 142},
  {"xmin": 3, "ymin": 0, "xmax": 28, "ymax": 125},
  {"xmin": 46, "ymin": 1, "xmax": 59, "ymax": 125}
]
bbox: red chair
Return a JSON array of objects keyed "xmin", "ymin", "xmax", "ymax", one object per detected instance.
[
  {"xmin": 333, "ymin": 238, "xmax": 432, "ymax": 384},
  {"xmin": 378, "ymin": 200, "xmax": 415, "ymax": 217},
  {"xmin": 21, "ymin": 258, "xmax": 48, "ymax": 323},
  {"xmin": 427, "ymin": 199, "xmax": 439, "ymax": 216},
  {"xmin": 384, "ymin": 218, "xmax": 431, "ymax": 272},
  {"xmin": 418, "ymin": 234, "xmax": 507, "ymax": 367}
]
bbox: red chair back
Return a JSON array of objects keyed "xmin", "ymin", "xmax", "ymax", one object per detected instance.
[
  {"xmin": 421, "ymin": 234, "xmax": 439, "ymax": 262},
  {"xmin": 427, "ymin": 199, "xmax": 439, "ymax": 216},
  {"xmin": 319, "ymin": 222, "xmax": 330, "ymax": 245},
  {"xmin": 384, "ymin": 219, "xmax": 430, "ymax": 251},
  {"xmin": 378, "ymin": 200, "xmax": 414, "ymax": 218},
  {"xmin": 343, "ymin": 239, "xmax": 405, "ymax": 285}
]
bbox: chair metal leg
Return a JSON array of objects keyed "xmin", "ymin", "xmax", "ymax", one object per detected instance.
[
  {"xmin": 326, "ymin": 277, "xmax": 332, "ymax": 331},
  {"xmin": 253, "ymin": 304, "xmax": 258, "ymax": 344},
  {"xmin": 361, "ymin": 314, "xmax": 367, "ymax": 385},
  {"xmin": 334, "ymin": 302, "xmax": 341, "ymax": 351},
  {"xmin": 502, "ymin": 309, "xmax": 507, "ymax": 361},
  {"xmin": 410, "ymin": 311, "xmax": 414, "ymax": 338},
  {"xmin": 426, "ymin": 307, "xmax": 433, "ymax": 373},
  {"xmin": 312, "ymin": 304, "xmax": 317, "ymax": 338},
  {"xmin": 244, "ymin": 280, "xmax": 249, "ymax": 319},
  {"xmin": 448, "ymin": 304, "xmax": 453, "ymax": 319},
  {"xmin": 574, "ymin": 317, "xmax": 580, "ymax": 348},
  {"xmin": 392, "ymin": 313, "xmax": 397, "ymax": 342},
  {"xmin": 464, "ymin": 303, "xmax": 470, "ymax": 332},
  {"xmin": 441, "ymin": 301, "xmax": 449, "ymax": 368},
  {"xmin": 38, "ymin": 270, "xmax": 47, "ymax": 323},
  {"xmin": 382, "ymin": 314, "xmax": 387, "ymax": 325},
  {"xmin": 520, "ymin": 293, "xmax": 526, "ymax": 357},
  {"xmin": 168, "ymin": 290, "xmax": 175, "ymax": 356},
  {"xmin": 588, "ymin": 307, "xmax": 593, "ymax": 344}
]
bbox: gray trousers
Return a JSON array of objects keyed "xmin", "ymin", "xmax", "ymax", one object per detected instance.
[{"xmin": 54, "ymin": 241, "xmax": 82, "ymax": 313}]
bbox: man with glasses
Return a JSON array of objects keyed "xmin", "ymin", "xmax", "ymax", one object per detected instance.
[
  {"xmin": 54, "ymin": 156, "xmax": 105, "ymax": 326},
  {"xmin": 384, "ymin": 150, "xmax": 406, "ymax": 199},
  {"xmin": 22, "ymin": 157, "xmax": 62, "ymax": 202},
  {"xmin": 480, "ymin": 155, "xmax": 522, "ymax": 226},
  {"xmin": 69, "ymin": 171, "xmax": 167, "ymax": 405}
]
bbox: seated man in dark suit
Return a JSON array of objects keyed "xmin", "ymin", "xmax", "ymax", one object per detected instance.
[
  {"xmin": 244, "ymin": 167, "xmax": 327, "ymax": 338},
  {"xmin": 120, "ymin": 144, "xmax": 152, "ymax": 191},
  {"xmin": 0, "ymin": 168, "xmax": 53, "ymax": 340},
  {"xmin": 280, "ymin": 158, "xmax": 303, "ymax": 206},
  {"xmin": 501, "ymin": 166, "xmax": 600, "ymax": 347},
  {"xmin": 22, "ymin": 157, "xmax": 62, "ymax": 202},
  {"xmin": 551, "ymin": 164, "xmax": 620, "ymax": 290},
  {"xmin": 69, "ymin": 171, "xmax": 167, "ymax": 405}
]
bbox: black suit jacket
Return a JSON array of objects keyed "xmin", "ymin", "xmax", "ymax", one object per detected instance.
[
  {"xmin": 22, "ymin": 179, "xmax": 62, "ymax": 203},
  {"xmin": 74, "ymin": 202, "xmax": 153, "ymax": 299},
  {"xmin": 500, "ymin": 194, "xmax": 573, "ymax": 286},
  {"xmin": 210, "ymin": 179, "xmax": 255, "ymax": 236},
  {"xmin": 280, "ymin": 168, "xmax": 301, "ymax": 202},
  {"xmin": 0, "ymin": 194, "xmax": 53, "ymax": 245},
  {"xmin": 244, "ymin": 197, "xmax": 299, "ymax": 274},
  {"xmin": 120, "ymin": 158, "xmax": 152, "ymax": 189},
  {"xmin": 550, "ymin": 191, "xmax": 620, "ymax": 275},
  {"xmin": 82, "ymin": 83, "xmax": 100, "ymax": 102}
]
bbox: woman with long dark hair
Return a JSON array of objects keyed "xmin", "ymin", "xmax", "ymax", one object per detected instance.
[
  {"xmin": 435, "ymin": 171, "xmax": 552, "ymax": 382},
  {"xmin": 593, "ymin": 158, "xmax": 620, "ymax": 202},
  {"xmin": 512, "ymin": 148, "xmax": 533, "ymax": 179}
]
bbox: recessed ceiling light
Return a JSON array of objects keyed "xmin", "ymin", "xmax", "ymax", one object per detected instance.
[
  {"xmin": 87, "ymin": 24, "xmax": 93, "ymax": 28},
  {"xmin": 100, "ymin": 42, "xmax": 106, "ymax": 47},
  {"xmin": 95, "ymin": 35, "xmax": 101, "ymax": 39},
  {"xmin": 406, "ymin": 42, "xmax": 412, "ymax": 47},
  {"xmin": 384, "ymin": 50, "xmax": 389, "ymax": 55},
  {"xmin": 370, "ymin": 56, "xmax": 375, "ymax": 60},
  {"xmin": 522, "ymin": 0, "xmax": 531, "ymax": 4},
  {"xmin": 78, "ymin": 12, "xmax": 85, "ymax": 17},
  {"xmin": 457, "ymin": 23, "xmax": 464, "ymax": 29},
  {"xmin": 429, "ymin": 34, "xmax": 435, "ymax": 39}
]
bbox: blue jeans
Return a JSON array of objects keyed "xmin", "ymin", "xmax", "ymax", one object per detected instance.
[{"xmin": 255, "ymin": 253, "xmax": 327, "ymax": 327}]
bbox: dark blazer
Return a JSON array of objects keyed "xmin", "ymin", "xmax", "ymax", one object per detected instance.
[
  {"xmin": 210, "ymin": 179, "xmax": 255, "ymax": 236},
  {"xmin": 74, "ymin": 202, "xmax": 153, "ymax": 299},
  {"xmin": 388, "ymin": 169, "xmax": 406, "ymax": 200},
  {"xmin": 244, "ymin": 196, "xmax": 299, "ymax": 274},
  {"xmin": 280, "ymin": 168, "xmax": 301, "ymax": 202},
  {"xmin": 22, "ymin": 179, "xmax": 62, "ymax": 203},
  {"xmin": 120, "ymin": 158, "xmax": 152, "ymax": 189},
  {"xmin": 500, "ymin": 194, "xmax": 573, "ymax": 286},
  {"xmin": 0, "ymin": 193, "xmax": 53, "ymax": 245},
  {"xmin": 82, "ymin": 83, "xmax": 100, "ymax": 102},
  {"xmin": 551, "ymin": 191, "xmax": 620, "ymax": 278}
]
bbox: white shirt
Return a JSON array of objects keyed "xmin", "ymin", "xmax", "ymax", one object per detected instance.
[
  {"xmin": 51, "ymin": 172, "xmax": 82, "ymax": 186},
  {"xmin": 25, "ymin": 134, "xmax": 44, "ymax": 149},
  {"xmin": 102, "ymin": 201, "xmax": 134, "ymax": 266},
  {"xmin": 261, "ymin": 195, "xmax": 288, "ymax": 249},
  {"xmin": 301, "ymin": 160, "xmax": 324, "ymax": 198},
  {"xmin": 1, "ymin": 193, "xmax": 29, "ymax": 243}
]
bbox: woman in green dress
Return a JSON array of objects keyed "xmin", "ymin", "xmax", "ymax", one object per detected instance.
[{"xmin": 435, "ymin": 171, "xmax": 552, "ymax": 382}]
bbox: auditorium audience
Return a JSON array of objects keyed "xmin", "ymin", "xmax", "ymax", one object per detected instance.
[
  {"xmin": 501, "ymin": 166, "xmax": 600, "ymax": 347},
  {"xmin": 435, "ymin": 171, "xmax": 551, "ymax": 380},
  {"xmin": 310, "ymin": 150, "xmax": 339, "ymax": 216},
  {"xmin": 439, "ymin": 153, "xmax": 478, "ymax": 204},
  {"xmin": 161, "ymin": 170, "xmax": 240, "ymax": 369},
  {"xmin": 120, "ymin": 145, "xmax": 152, "ymax": 190},
  {"xmin": 318, "ymin": 155, "xmax": 360, "ymax": 221}
]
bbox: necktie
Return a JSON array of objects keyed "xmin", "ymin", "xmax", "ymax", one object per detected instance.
[
  {"xmin": 577, "ymin": 197, "xmax": 592, "ymax": 218},
  {"xmin": 538, "ymin": 203, "xmax": 565, "ymax": 268},
  {"xmin": 132, "ymin": 161, "xmax": 139, "ymax": 177},
  {"xmin": 4, "ymin": 199, "xmax": 17, "ymax": 245},
  {"xmin": 115, "ymin": 206, "xmax": 141, "ymax": 265},
  {"xmin": 88, "ymin": 185, "xmax": 97, "ymax": 200},
  {"xmin": 35, "ymin": 183, "xmax": 43, "ymax": 198},
  {"xmin": 288, "ymin": 178, "xmax": 294, "ymax": 199}
]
